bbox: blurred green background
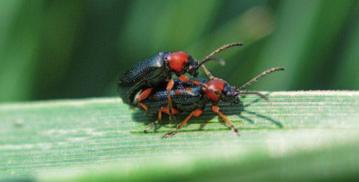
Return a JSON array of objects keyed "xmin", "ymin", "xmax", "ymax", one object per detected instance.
[{"xmin": 0, "ymin": 0, "xmax": 358, "ymax": 103}]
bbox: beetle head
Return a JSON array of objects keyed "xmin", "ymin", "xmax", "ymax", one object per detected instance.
[
  {"xmin": 222, "ymin": 84, "xmax": 240, "ymax": 104},
  {"xmin": 203, "ymin": 78, "xmax": 239, "ymax": 104},
  {"xmin": 165, "ymin": 51, "xmax": 191, "ymax": 75}
]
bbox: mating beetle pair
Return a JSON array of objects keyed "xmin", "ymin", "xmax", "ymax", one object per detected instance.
[
  {"xmin": 118, "ymin": 42, "xmax": 284, "ymax": 137},
  {"xmin": 118, "ymin": 43, "xmax": 242, "ymax": 120}
]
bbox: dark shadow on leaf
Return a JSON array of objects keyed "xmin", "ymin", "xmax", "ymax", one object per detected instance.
[
  {"xmin": 237, "ymin": 115, "xmax": 255, "ymax": 124},
  {"xmin": 243, "ymin": 109, "xmax": 283, "ymax": 128},
  {"xmin": 131, "ymin": 125, "xmax": 285, "ymax": 134},
  {"xmin": 242, "ymin": 92, "xmax": 271, "ymax": 108}
]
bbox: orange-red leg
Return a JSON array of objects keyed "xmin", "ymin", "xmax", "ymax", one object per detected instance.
[
  {"xmin": 158, "ymin": 108, "xmax": 163, "ymax": 123},
  {"xmin": 135, "ymin": 88, "xmax": 153, "ymax": 111},
  {"xmin": 211, "ymin": 105, "xmax": 239, "ymax": 134},
  {"xmin": 177, "ymin": 109, "xmax": 203, "ymax": 129},
  {"xmin": 166, "ymin": 79, "xmax": 175, "ymax": 120},
  {"xmin": 159, "ymin": 106, "xmax": 179, "ymax": 116},
  {"xmin": 138, "ymin": 103, "xmax": 148, "ymax": 111},
  {"xmin": 144, "ymin": 106, "xmax": 178, "ymax": 133},
  {"xmin": 178, "ymin": 75, "xmax": 189, "ymax": 82},
  {"xmin": 178, "ymin": 75, "xmax": 202, "ymax": 96},
  {"xmin": 179, "ymin": 74, "xmax": 202, "ymax": 87},
  {"xmin": 163, "ymin": 109, "xmax": 203, "ymax": 138}
]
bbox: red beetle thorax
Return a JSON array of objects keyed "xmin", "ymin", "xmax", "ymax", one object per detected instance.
[
  {"xmin": 204, "ymin": 79, "xmax": 225, "ymax": 102},
  {"xmin": 167, "ymin": 51, "xmax": 189, "ymax": 73}
]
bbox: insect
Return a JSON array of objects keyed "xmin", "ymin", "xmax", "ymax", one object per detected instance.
[
  {"xmin": 118, "ymin": 42, "xmax": 243, "ymax": 119},
  {"xmin": 143, "ymin": 67, "xmax": 284, "ymax": 137}
]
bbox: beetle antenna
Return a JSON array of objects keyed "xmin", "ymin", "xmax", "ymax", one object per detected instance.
[
  {"xmin": 203, "ymin": 57, "xmax": 226, "ymax": 66},
  {"xmin": 201, "ymin": 64, "xmax": 216, "ymax": 80},
  {"xmin": 238, "ymin": 67, "xmax": 284, "ymax": 90},
  {"xmin": 199, "ymin": 42, "xmax": 243, "ymax": 65},
  {"xmin": 199, "ymin": 42, "xmax": 243, "ymax": 79},
  {"xmin": 199, "ymin": 57, "xmax": 225, "ymax": 80}
]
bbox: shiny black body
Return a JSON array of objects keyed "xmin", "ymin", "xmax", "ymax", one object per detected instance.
[{"xmin": 118, "ymin": 52, "xmax": 170, "ymax": 104}]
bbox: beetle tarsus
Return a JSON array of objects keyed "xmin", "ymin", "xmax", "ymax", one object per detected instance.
[
  {"xmin": 144, "ymin": 120, "xmax": 161, "ymax": 133},
  {"xmin": 138, "ymin": 102, "xmax": 148, "ymax": 111},
  {"xmin": 232, "ymin": 127, "xmax": 240, "ymax": 136},
  {"xmin": 144, "ymin": 122, "xmax": 154, "ymax": 133}
]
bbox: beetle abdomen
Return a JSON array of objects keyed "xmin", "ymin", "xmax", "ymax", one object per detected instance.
[{"xmin": 119, "ymin": 52, "xmax": 168, "ymax": 86}]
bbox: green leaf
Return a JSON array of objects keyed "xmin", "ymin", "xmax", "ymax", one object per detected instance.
[{"xmin": 1, "ymin": 91, "xmax": 359, "ymax": 181}]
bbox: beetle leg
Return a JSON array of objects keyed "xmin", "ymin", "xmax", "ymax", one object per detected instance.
[
  {"xmin": 166, "ymin": 79, "xmax": 175, "ymax": 121},
  {"xmin": 211, "ymin": 105, "xmax": 239, "ymax": 135},
  {"xmin": 144, "ymin": 106, "xmax": 168, "ymax": 133},
  {"xmin": 144, "ymin": 122, "xmax": 155, "ymax": 133},
  {"xmin": 158, "ymin": 107, "xmax": 163, "ymax": 123},
  {"xmin": 162, "ymin": 109, "xmax": 203, "ymax": 138},
  {"xmin": 136, "ymin": 88, "xmax": 153, "ymax": 101},
  {"xmin": 178, "ymin": 75, "xmax": 189, "ymax": 82},
  {"xmin": 178, "ymin": 75, "xmax": 203, "ymax": 96},
  {"xmin": 179, "ymin": 75, "xmax": 203, "ymax": 87},
  {"xmin": 191, "ymin": 80, "xmax": 202, "ymax": 86},
  {"xmin": 157, "ymin": 105, "xmax": 179, "ymax": 126},
  {"xmin": 135, "ymin": 88, "xmax": 153, "ymax": 111},
  {"xmin": 138, "ymin": 103, "xmax": 148, "ymax": 111},
  {"xmin": 153, "ymin": 107, "xmax": 166, "ymax": 132},
  {"xmin": 178, "ymin": 109, "xmax": 203, "ymax": 129},
  {"xmin": 160, "ymin": 106, "xmax": 179, "ymax": 117}
]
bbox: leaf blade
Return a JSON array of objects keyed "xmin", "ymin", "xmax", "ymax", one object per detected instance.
[{"xmin": 0, "ymin": 91, "xmax": 358, "ymax": 181}]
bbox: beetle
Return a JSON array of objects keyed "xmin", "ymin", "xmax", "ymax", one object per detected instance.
[
  {"xmin": 142, "ymin": 67, "xmax": 284, "ymax": 137},
  {"xmin": 118, "ymin": 42, "xmax": 243, "ymax": 119}
]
